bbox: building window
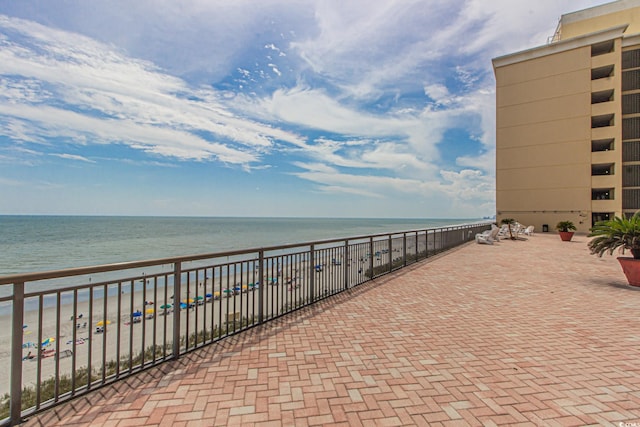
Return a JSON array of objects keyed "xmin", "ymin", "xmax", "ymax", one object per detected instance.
[
  {"xmin": 591, "ymin": 40, "xmax": 614, "ymax": 56},
  {"xmin": 623, "ymin": 69, "xmax": 640, "ymax": 91},
  {"xmin": 623, "ymin": 188, "xmax": 640, "ymax": 209},
  {"xmin": 623, "ymin": 141, "xmax": 640, "ymax": 161},
  {"xmin": 592, "ymin": 212, "xmax": 612, "ymax": 226},
  {"xmin": 622, "ymin": 49, "xmax": 640, "ymax": 70},
  {"xmin": 592, "ymin": 138, "xmax": 614, "ymax": 152},
  {"xmin": 623, "ymin": 93, "xmax": 640, "ymax": 115},
  {"xmin": 592, "ymin": 163, "xmax": 614, "ymax": 176},
  {"xmin": 592, "ymin": 90, "xmax": 614, "ymax": 104},
  {"xmin": 624, "ymin": 117, "xmax": 640, "ymax": 140},
  {"xmin": 592, "ymin": 65, "xmax": 614, "ymax": 80},
  {"xmin": 623, "ymin": 165, "xmax": 640, "ymax": 186},
  {"xmin": 592, "ymin": 189, "xmax": 613, "ymax": 200},
  {"xmin": 592, "ymin": 114, "xmax": 614, "ymax": 128}
]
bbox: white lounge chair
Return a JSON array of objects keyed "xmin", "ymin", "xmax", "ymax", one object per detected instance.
[
  {"xmin": 521, "ymin": 225, "xmax": 534, "ymax": 236},
  {"xmin": 497, "ymin": 224, "xmax": 510, "ymax": 239},
  {"xmin": 476, "ymin": 225, "xmax": 500, "ymax": 245},
  {"xmin": 512, "ymin": 222, "xmax": 524, "ymax": 237}
]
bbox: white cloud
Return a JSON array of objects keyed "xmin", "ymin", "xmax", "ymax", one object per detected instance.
[
  {"xmin": 0, "ymin": 15, "xmax": 305, "ymax": 166},
  {"xmin": 0, "ymin": 0, "xmax": 612, "ymax": 217},
  {"xmin": 52, "ymin": 153, "xmax": 95, "ymax": 163},
  {"xmin": 424, "ymin": 84, "xmax": 451, "ymax": 105},
  {"xmin": 0, "ymin": 103, "xmax": 259, "ymax": 163}
]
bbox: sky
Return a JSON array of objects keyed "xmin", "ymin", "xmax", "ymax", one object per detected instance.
[{"xmin": 0, "ymin": 0, "xmax": 612, "ymax": 219}]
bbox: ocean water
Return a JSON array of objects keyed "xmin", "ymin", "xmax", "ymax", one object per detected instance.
[{"xmin": 0, "ymin": 215, "xmax": 479, "ymax": 276}]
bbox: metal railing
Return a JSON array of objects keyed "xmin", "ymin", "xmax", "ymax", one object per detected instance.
[{"xmin": 0, "ymin": 222, "xmax": 489, "ymax": 425}]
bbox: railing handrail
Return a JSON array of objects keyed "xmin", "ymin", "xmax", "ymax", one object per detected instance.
[
  {"xmin": 1, "ymin": 221, "xmax": 491, "ymax": 426},
  {"xmin": 0, "ymin": 222, "xmax": 488, "ymax": 285}
]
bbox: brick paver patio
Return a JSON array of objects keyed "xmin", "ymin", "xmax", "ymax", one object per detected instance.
[{"xmin": 24, "ymin": 232, "xmax": 640, "ymax": 426}]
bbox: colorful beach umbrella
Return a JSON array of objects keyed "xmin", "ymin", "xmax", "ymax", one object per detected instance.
[
  {"xmin": 160, "ymin": 303, "xmax": 172, "ymax": 309},
  {"xmin": 132, "ymin": 310, "xmax": 143, "ymax": 317},
  {"xmin": 145, "ymin": 308, "xmax": 155, "ymax": 315},
  {"xmin": 41, "ymin": 337, "xmax": 55, "ymax": 347},
  {"xmin": 195, "ymin": 295, "xmax": 204, "ymax": 301},
  {"xmin": 96, "ymin": 320, "xmax": 111, "ymax": 327}
]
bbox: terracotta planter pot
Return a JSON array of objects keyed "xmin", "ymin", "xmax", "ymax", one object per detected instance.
[
  {"xmin": 617, "ymin": 257, "xmax": 640, "ymax": 287},
  {"xmin": 558, "ymin": 231, "xmax": 574, "ymax": 241}
]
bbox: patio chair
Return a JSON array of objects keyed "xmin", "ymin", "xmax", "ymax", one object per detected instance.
[
  {"xmin": 521, "ymin": 225, "xmax": 534, "ymax": 236},
  {"xmin": 497, "ymin": 224, "xmax": 510, "ymax": 239},
  {"xmin": 475, "ymin": 225, "xmax": 500, "ymax": 245}
]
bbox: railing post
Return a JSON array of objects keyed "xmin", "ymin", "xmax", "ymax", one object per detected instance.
[
  {"xmin": 368, "ymin": 237, "xmax": 374, "ymax": 279},
  {"xmin": 309, "ymin": 245, "xmax": 315, "ymax": 302},
  {"xmin": 344, "ymin": 240, "xmax": 349, "ymax": 290},
  {"xmin": 10, "ymin": 281, "xmax": 25, "ymax": 425},
  {"xmin": 387, "ymin": 235, "xmax": 392, "ymax": 273},
  {"xmin": 441, "ymin": 228, "xmax": 446, "ymax": 250},
  {"xmin": 172, "ymin": 262, "xmax": 182, "ymax": 359},
  {"xmin": 258, "ymin": 250, "xmax": 264, "ymax": 323},
  {"xmin": 425, "ymin": 230, "xmax": 430, "ymax": 258},
  {"xmin": 403, "ymin": 233, "xmax": 407, "ymax": 267}
]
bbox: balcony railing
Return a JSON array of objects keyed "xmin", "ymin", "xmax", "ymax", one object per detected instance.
[{"xmin": 0, "ymin": 222, "xmax": 489, "ymax": 425}]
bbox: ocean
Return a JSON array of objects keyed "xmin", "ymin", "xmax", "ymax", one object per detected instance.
[{"xmin": 0, "ymin": 215, "xmax": 480, "ymax": 276}]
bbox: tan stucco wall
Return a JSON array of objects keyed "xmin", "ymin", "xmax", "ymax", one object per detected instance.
[
  {"xmin": 560, "ymin": 4, "xmax": 640, "ymax": 40},
  {"xmin": 495, "ymin": 45, "xmax": 597, "ymax": 233}
]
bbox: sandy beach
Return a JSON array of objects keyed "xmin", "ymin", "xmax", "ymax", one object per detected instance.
[{"xmin": 0, "ymin": 243, "xmax": 407, "ymax": 396}]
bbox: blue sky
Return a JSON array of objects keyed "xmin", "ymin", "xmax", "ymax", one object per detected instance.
[{"xmin": 0, "ymin": 0, "xmax": 610, "ymax": 218}]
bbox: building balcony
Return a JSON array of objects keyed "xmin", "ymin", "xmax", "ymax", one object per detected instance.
[
  {"xmin": 591, "ymin": 76, "xmax": 616, "ymax": 92},
  {"xmin": 591, "ymin": 51, "xmax": 616, "ymax": 68},
  {"xmin": 591, "ymin": 149, "xmax": 618, "ymax": 163},
  {"xmin": 591, "ymin": 198, "xmax": 619, "ymax": 212},
  {"xmin": 22, "ymin": 234, "xmax": 640, "ymax": 426},
  {"xmin": 591, "ymin": 100, "xmax": 616, "ymax": 117},
  {"xmin": 592, "ymin": 174, "xmax": 617, "ymax": 188},
  {"xmin": 591, "ymin": 125, "xmax": 618, "ymax": 140},
  {"xmin": 0, "ymin": 223, "xmax": 490, "ymax": 425}
]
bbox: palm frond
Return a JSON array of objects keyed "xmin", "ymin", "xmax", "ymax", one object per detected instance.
[{"xmin": 588, "ymin": 212, "xmax": 640, "ymax": 258}]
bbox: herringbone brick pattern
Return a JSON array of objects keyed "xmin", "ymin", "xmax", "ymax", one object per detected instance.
[{"xmin": 25, "ymin": 233, "xmax": 640, "ymax": 426}]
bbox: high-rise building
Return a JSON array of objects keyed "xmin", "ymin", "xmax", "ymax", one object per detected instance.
[{"xmin": 492, "ymin": 0, "xmax": 640, "ymax": 233}]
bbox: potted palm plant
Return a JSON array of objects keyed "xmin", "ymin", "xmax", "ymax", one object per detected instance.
[
  {"xmin": 588, "ymin": 213, "xmax": 640, "ymax": 287},
  {"xmin": 556, "ymin": 220, "xmax": 576, "ymax": 241},
  {"xmin": 500, "ymin": 218, "xmax": 516, "ymax": 240}
]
